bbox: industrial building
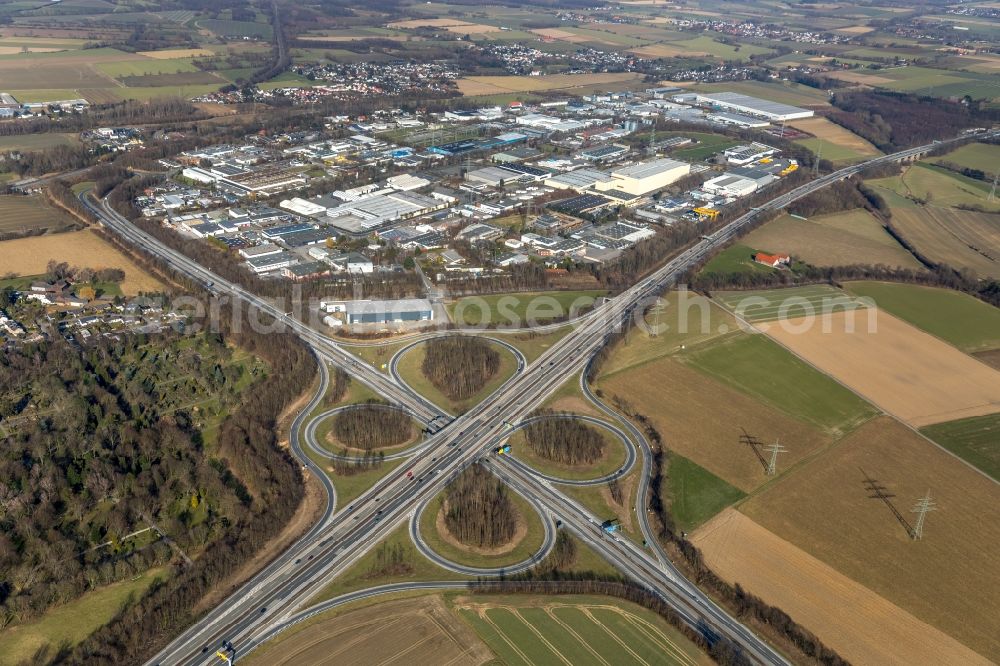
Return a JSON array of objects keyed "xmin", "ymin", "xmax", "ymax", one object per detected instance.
[
  {"xmin": 702, "ymin": 169, "xmax": 777, "ymax": 198},
  {"xmin": 686, "ymin": 92, "xmax": 814, "ymax": 121},
  {"xmin": 725, "ymin": 143, "xmax": 779, "ymax": 166},
  {"xmin": 322, "ymin": 298, "xmax": 434, "ymax": 325},
  {"xmin": 594, "ymin": 158, "xmax": 690, "ymax": 196},
  {"xmin": 545, "ymin": 168, "xmax": 612, "ymax": 191}
]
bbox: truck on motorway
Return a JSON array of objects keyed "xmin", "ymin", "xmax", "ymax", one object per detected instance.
[
  {"xmin": 601, "ymin": 518, "xmax": 621, "ymax": 533},
  {"xmin": 495, "ymin": 443, "xmax": 511, "ymax": 455}
]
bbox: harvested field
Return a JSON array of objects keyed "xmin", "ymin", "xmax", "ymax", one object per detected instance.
[
  {"xmin": 693, "ymin": 509, "xmax": 992, "ymax": 666},
  {"xmin": 741, "ymin": 417, "xmax": 1000, "ymax": 658},
  {"xmin": 457, "ymin": 72, "xmax": 640, "ymax": 96},
  {"xmin": 530, "ymin": 28, "xmax": 591, "ymax": 43},
  {"xmin": 136, "ymin": 48, "xmax": 215, "ymax": 59},
  {"xmin": 389, "ymin": 18, "xmax": 501, "ymax": 33},
  {"xmin": 0, "ymin": 230, "xmax": 164, "ymax": 295},
  {"xmin": 244, "ymin": 595, "xmax": 494, "ymax": 666},
  {"xmin": 889, "ymin": 206, "xmax": 1000, "ymax": 278},
  {"xmin": 598, "ymin": 356, "xmax": 833, "ymax": 492},
  {"xmin": 834, "ymin": 25, "xmax": 877, "ymax": 34},
  {"xmin": 0, "ymin": 46, "xmax": 61, "ymax": 54},
  {"xmin": 742, "ymin": 210, "xmax": 920, "ymax": 269},
  {"xmin": 0, "ymin": 194, "xmax": 78, "ymax": 237},
  {"xmin": 787, "ymin": 116, "xmax": 880, "ymax": 156},
  {"xmin": 765, "ymin": 311, "xmax": 1000, "ymax": 427}
]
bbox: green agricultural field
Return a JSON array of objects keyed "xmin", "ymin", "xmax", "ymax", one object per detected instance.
[
  {"xmin": 844, "ymin": 281, "xmax": 1000, "ymax": 352},
  {"xmin": 665, "ymin": 130, "xmax": 740, "ymax": 161},
  {"xmin": 0, "ymin": 194, "xmax": 79, "ymax": 236},
  {"xmin": 198, "ymin": 18, "xmax": 273, "ymax": 40},
  {"xmin": 921, "ymin": 413, "xmax": 1000, "ymax": 481},
  {"xmin": 448, "ymin": 290, "xmax": 607, "ymax": 327},
  {"xmin": 457, "ymin": 594, "xmax": 711, "ymax": 666},
  {"xmin": 713, "ymin": 284, "xmax": 870, "ymax": 323},
  {"xmin": 394, "ymin": 340, "xmax": 518, "ymax": 415},
  {"xmin": 742, "ymin": 210, "xmax": 921, "ymax": 270},
  {"xmin": 598, "ymin": 290, "xmax": 737, "ymax": 376},
  {"xmin": 796, "ymin": 137, "xmax": 867, "ymax": 164},
  {"xmin": 684, "ymin": 330, "xmax": 878, "ymax": 434},
  {"xmin": 0, "ymin": 567, "xmax": 167, "ymax": 665},
  {"xmin": 417, "ymin": 488, "xmax": 546, "ymax": 569},
  {"xmin": 927, "ymin": 142, "xmax": 1000, "ymax": 175},
  {"xmin": 698, "ymin": 243, "xmax": 776, "ymax": 277},
  {"xmin": 0, "ymin": 132, "xmax": 80, "ymax": 151},
  {"xmin": 665, "ymin": 454, "xmax": 745, "ymax": 533},
  {"xmin": 95, "ymin": 57, "xmax": 199, "ymax": 78},
  {"xmin": 868, "ymin": 163, "xmax": 999, "ymax": 211},
  {"xmin": 665, "ymin": 35, "xmax": 774, "ymax": 60}
]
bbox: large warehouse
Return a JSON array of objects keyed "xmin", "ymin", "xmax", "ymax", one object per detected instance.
[
  {"xmin": 691, "ymin": 92, "xmax": 814, "ymax": 121},
  {"xmin": 594, "ymin": 158, "xmax": 690, "ymax": 196},
  {"xmin": 322, "ymin": 298, "xmax": 434, "ymax": 325}
]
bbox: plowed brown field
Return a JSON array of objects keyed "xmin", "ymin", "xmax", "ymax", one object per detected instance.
[
  {"xmin": 740, "ymin": 417, "xmax": 1000, "ymax": 658},
  {"xmin": 598, "ymin": 356, "xmax": 832, "ymax": 492},
  {"xmin": 244, "ymin": 595, "xmax": 493, "ymax": 666},
  {"xmin": 694, "ymin": 508, "xmax": 992, "ymax": 665},
  {"xmin": 764, "ymin": 310, "xmax": 1000, "ymax": 426}
]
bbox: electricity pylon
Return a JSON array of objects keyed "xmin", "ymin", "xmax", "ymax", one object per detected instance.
[
  {"xmin": 764, "ymin": 440, "xmax": 787, "ymax": 476},
  {"xmin": 910, "ymin": 491, "xmax": 937, "ymax": 540}
]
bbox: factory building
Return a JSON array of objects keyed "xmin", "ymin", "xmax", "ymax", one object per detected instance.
[
  {"xmin": 594, "ymin": 158, "xmax": 690, "ymax": 197},
  {"xmin": 687, "ymin": 92, "xmax": 814, "ymax": 121},
  {"xmin": 322, "ymin": 299, "xmax": 434, "ymax": 325}
]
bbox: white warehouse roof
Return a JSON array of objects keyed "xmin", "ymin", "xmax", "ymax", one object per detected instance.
[
  {"xmin": 610, "ymin": 157, "xmax": 688, "ymax": 180},
  {"xmin": 695, "ymin": 92, "xmax": 814, "ymax": 121}
]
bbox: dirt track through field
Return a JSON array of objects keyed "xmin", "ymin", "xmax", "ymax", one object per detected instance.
[
  {"xmin": 763, "ymin": 311, "xmax": 1000, "ymax": 426},
  {"xmin": 693, "ymin": 509, "xmax": 992, "ymax": 665}
]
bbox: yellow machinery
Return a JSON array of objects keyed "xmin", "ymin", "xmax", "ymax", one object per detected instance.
[
  {"xmin": 780, "ymin": 163, "xmax": 798, "ymax": 176},
  {"xmin": 692, "ymin": 207, "xmax": 719, "ymax": 220}
]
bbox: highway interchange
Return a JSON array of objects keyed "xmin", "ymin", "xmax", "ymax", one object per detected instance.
[{"xmin": 78, "ymin": 131, "xmax": 983, "ymax": 665}]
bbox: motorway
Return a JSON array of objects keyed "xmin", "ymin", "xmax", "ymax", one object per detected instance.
[{"xmin": 78, "ymin": 131, "xmax": 982, "ymax": 665}]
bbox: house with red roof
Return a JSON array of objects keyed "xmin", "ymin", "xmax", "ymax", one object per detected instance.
[{"xmin": 753, "ymin": 252, "xmax": 791, "ymax": 268}]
